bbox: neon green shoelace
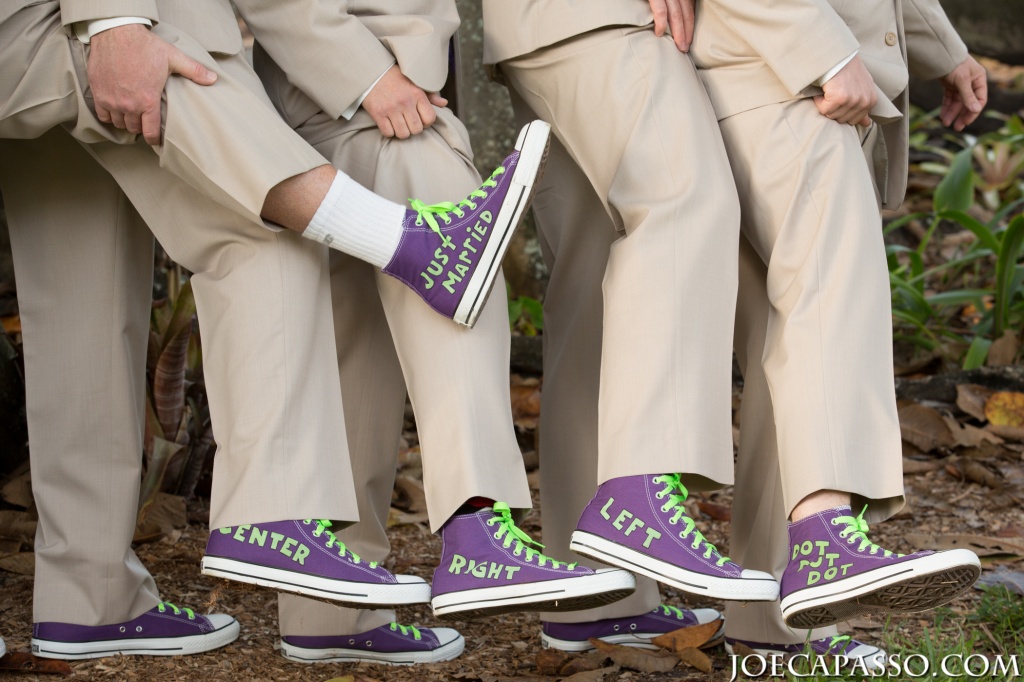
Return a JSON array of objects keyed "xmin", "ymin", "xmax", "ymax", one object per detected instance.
[
  {"xmin": 657, "ymin": 603, "xmax": 686, "ymax": 619},
  {"xmin": 157, "ymin": 602, "xmax": 195, "ymax": 620},
  {"xmin": 832, "ymin": 506, "xmax": 902, "ymax": 557},
  {"xmin": 825, "ymin": 634, "xmax": 851, "ymax": 653},
  {"xmin": 486, "ymin": 502, "xmax": 577, "ymax": 569},
  {"xmin": 389, "ymin": 622, "xmax": 422, "ymax": 640},
  {"xmin": 409, "ymin": 166, "xmax": 505, "ymax": 236},
  {"xmin": 653, "ymin": 474, "xmax": 730, "ymax": 566},
  {"xmin": 305, "ymin": 519, "xmax": 378, "ymax": 567}
]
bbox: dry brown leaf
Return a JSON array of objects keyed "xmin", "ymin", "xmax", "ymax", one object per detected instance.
[
  {"xmin": 588, "ymin": 639, "xmax": 678, "ymax": 673},
  {"xmin": 0, "ymin": 551, "xmax": 35, "ymax": 575},
  {"xmin": 676, "ymin": 647, "xmax": 713, "ymax": 674},
  {"xmin": 729, "ymin": 642, "xmax": 758, "ymax": 658},
  {"xmin": 960, "ymin": 459, "xmax": 1004, "ymax": 489},
  {"xmin": 392, "ymin": 475, "xmax": 428, "ymax": 513},
  {"xmin": 957, "ymin": 384, "xmax": 996, "ymax": 422},
  {"xmin": 0, "ymin": 315, "xmax": 20, "ymax": 335},
  {"xmin": 0, "ymin": 510, "xmax": 37, "ymax": 543},
  {"xmin": 942, "ymin": 415, "xmax": 1004, "ymax": 448},
  {"xmin": 386, "ymin": 508, "xmax": 429, "ymax": 528},
  {"xmin": 0, "ymin": 652, "xmax": 73, "ymax": 676},
  {"xmin": 651, "ymin": 621, "xmax": 724, "ymax": 652},
  {"xmin": 987, "ymin": 423, "xmax": 1024, "ymax": 442},
  {"xmin": 562, "ymin": 664, "xmax": 620, "ymax": 682},
  {"xmin": 905, "ymin": 532, "xmax": 1024, "ymax": 557},
  {"xmin": 559, "ymin": 654, "xmax": 604, "ymax": 676},
  {"xmin": 902, "ymin": 458, "xmax": 942, "ymax": 474},
  {"xmin": 0, "ymin": 471, "xmax": 33, "ymax": 509},
  {"xmin": 696, "ymin": 501, "xmax": 731, "ymax": 522},
  {"xmin": 536, "ymin": 648, "xmax": 570, "ymax": 675},
  {"xmin": 510, "ymin": 381, "xmax": 541, "ymax": 430},
  {"xmin": 987, "ymin": 331, "xmax": 1021, "ymax": 367},
  {"xmin": 134, "ymin": 492, "xmax": 186, "ymax": 544},
  {"xmin": 898, "ymin": 402, "xmax": 955, "ymax": 452},
  {"xmin": 985, "ymin": 392, "xmax": 1024, "ymax": 428},
  {"xmin": 324, "ymin": 677, "xmax": 354, "ymax": 682}
]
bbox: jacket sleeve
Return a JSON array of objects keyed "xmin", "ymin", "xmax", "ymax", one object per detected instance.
[
  {"xmin": 59, "ymin": 0, "xmax": 159, "ymax": 27},
  {"xmin": 706, "ymin": 0, "xmax": 860, "ymax": 95},
  {"xmin": 234, "ymin": 0, "xmax": 397, "ymax": 120},
  {"xmin": 901, "ymin": 0, "xmax": 968, "ymax": 81}
]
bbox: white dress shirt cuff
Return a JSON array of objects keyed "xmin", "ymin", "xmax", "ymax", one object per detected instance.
[
  {"xmin": 340, "ymin": 62, "xmax": 396, "ymax": 120},
  {"xmin": 815, "ymin": 51, "xmax": 858, "ymax": 86},
  {"xmin": 75, "ymin": 17, "xmax": 153, "ymax": 44}
]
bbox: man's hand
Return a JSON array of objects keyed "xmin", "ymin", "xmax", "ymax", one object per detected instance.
[
  {"xmin": 939, "ymin": 56, "xmax": 987, "ymax": 132},
  {"xmin": 88, "ymin": 24, "xmax": 217, "ymax": 145},
  {"xmin": 362, "ymin": 65, "xmax": 447, "ymax": 139},
  {"xmin": 813, "ymin": 55, "xmax": 877, "ymax": 127},
  {"xmin": 649, "ymin": 0, "xmax": 694, "ymax": 52}
]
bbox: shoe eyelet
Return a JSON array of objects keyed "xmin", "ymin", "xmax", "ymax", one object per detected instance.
[
  {"xmin": 669, "ymin": 518, "xmax": 678, "ymax": 525},
  {"xmin": 847, "ymin": 538, "xmax": 855, "ymax": 545},
  {"xmin": 366, "ymin": 641, "xmax": 373, "ymax": 647},
  {"xmin": 613, "ymin": 625, "xmax": 620, "ymax": 632},
  {"xmin": 349, "ymin": 639, "xmax": 356, "ymax": 645},
  {"xmin": 494, "ymin": 533, "xmax": 502, "ymax": 540},
  {"xmin": 136, "ymin": 626, "xmax": 143, "ymax": 633},
  {"xmin": 651, "ymin": 477, "xmax": 660, "ymax": 484},
  {"xmin": 119, "ymin": 626, "xmax": 126, "ymax": 633},
  {"xmin": 830, "ymin": 519, "xmax": 838, "ymax": 525},
  {"xmin": 629, "ymin": 624, "xmax": 637, "ymax": 631},
  {"xmin": 679, "ymin": 532, "xmax": 687, "ymax": 539}
]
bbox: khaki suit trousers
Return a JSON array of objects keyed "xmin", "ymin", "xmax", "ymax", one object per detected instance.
[
  {"xmin": 276, "ymin": 106, "xmax": 532, "ymax": 636},
  {"xmin": 0, "ymin": 4, "xmax": 360, "ymax": 625},
  {"xmin": 501, "ymin": 26, "xmax": 741, "ymax": 489}
]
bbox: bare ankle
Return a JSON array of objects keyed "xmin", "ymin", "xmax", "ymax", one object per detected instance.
[{"xmin": 790, "ymin": 490, "xmax": 851, "ymax": 523}]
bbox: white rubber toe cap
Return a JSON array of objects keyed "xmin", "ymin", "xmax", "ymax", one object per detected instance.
[
  {"xmin": 396, "ymin": 574, "xmax": 428, "ymax": 584},
  {"xmin": 740, "ymin": 568, "xmax": 776, "ymax": 581},
  {"xmin": 206, "ymin": 614, "xmax": 239, "ymax": 631},
  {"xmin": 691, "ymin": 608, "xmax": 724, "ymax": 625},
  {"xmin": 431, "ymin": 627, "xmax": 463, "ymax": 647}
]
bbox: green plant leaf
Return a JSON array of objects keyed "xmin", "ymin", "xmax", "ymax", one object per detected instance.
[
  {"xmin": 994, "ymin": 215, "xmax": 1024, "ymax": 337},
  {"xmin": 162, "ymin": 280, "xmax": 196, "ymax": 354},
  {"xmin": 926, "ymin": 289, "xmax": 990, "ymax": 308},
  {"xmin": 963, "ymin": 336, "xmax": 992, "ymax": 370},
  {"xmin": 520, "ymin": 296, "xmax": 545, "ymax": 331},
  {"xmin": 933, "ymin": 148, "xmax": 976, "ymax": 213},
  {"xmin": 138, "ymin": 437, "xmax": 184, "ymax": 514},
  {"xmin": 939, "ymin": 209, "xmax": 1000, "ymax": 253}
]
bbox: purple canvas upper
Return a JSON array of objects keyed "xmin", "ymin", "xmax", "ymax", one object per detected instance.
[
  {"xmin": 542, "ymin": 605, "xmax": 705, "ymax": 642},
  {"xmin": 34, "ymin": 604, "xmax": 220, "ymax": 643},
  {"xmin": 282, "ymin": 624, "xmax": 443, "ymax": 654},
  {"xmin": 383, "ymin": 149, "xmax": 522, "ymax": 318},
  {"xmin": 575, "ymin": 474, "xmax": 743, "ymax": 579},
  {"xmin": 205, "ymin": 519, "xmax": 398, "ymax": 585},
  {"xmin": 431, "ymin": 507, "xmax": 597, "ymax": 598},
  {"xmin": 781, "ymin": 506, "xmax": 933, "ymax": 601},
  {"xmin": 727, "ymin": 635, "xmax": 870, "ymax": 656}
]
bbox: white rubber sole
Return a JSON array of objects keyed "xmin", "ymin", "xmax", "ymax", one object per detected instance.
[
  {"xmin": 780, "ymin": 549, "xmax": 981, "ymax": 629},
  {"xmin": 31, "ymin": 620, "xmax": 240, "ymax": 660},
  {"xmin": 453, "ymin": 120, "xmax": 551, "ymax": 328},
  {"xmin": 570, "ymin": 531, "xmax": 779, "ymax": 602},
  {"xmin": 201, "ymin": 556, "xmax": 431, "ymax": 608},
  {"xmin": 431, "ymin": 567, "xmax": 635, "ymax": 620},
  {"xmin": 280, "ymin": 631, "xmax": 465, "ymax": 665},
  {"xmin": 542, "ymin": 618, "xmax": 724, "ymax": 652}
]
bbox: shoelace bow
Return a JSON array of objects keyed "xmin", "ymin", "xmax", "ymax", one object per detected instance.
[
  {"xmin": 157, "ymin": 602, "xmax": 195, "ymax": 620},
  {"xmin": 486, "ymin": 502, "xmax": 577, "ymax": 569},
  {"xmin": 306, "ymin": 519, "xmax": 378, "ymax": 567},
  {"xmin": 389, "ymin": 622, "xmax": 422, "ymax": 640},
  {"xmin": 409, "ymin": 165, "xmax": 505, "ymax": 236},
  {"xmin": 653, "ymin": 474, "xmax": 730, "ymax": 566},
  {"xmin": 657, "ymin": 603, "xmax": 686, "ymax": 619},
  {"xmin": 824, "ymin": 634, "xmax": 852, "ymax": 654},
  {"xmin": 832, "ymin": 506, "xmax": 902, "ymax": 557}
]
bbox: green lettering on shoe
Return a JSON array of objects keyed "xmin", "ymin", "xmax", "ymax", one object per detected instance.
[
  {"xmin": 233, "ymin": 525, "xmax": 250, "ymax": 542},
  {"xmin": 281, "ymin": 537, "xmax": 297, "ymax": 557},
  {"xmin": 643, "ymin": 527, "xmax": 662, "ymax": 548},
  {"xmin": 219, "ymin": 527, "xmax": 232, "ymax": 535},
  {"xmin": 612, "ymin": 509, "xmax": 632, "ymax": 530},
  {"xmin": 469, "ymin": 560, "xmax": 487, "ymax": 578},
  {"xmin": 625, "ymin": 517, "xmax": 645, "ymax": 537},
  {"xmin": 487, "ymin": 563, "xmax": 502, "ymax": 580},
  {"xmin": 808, "ymin": 570, "xmax": 821, "ymax": 586},
  {"xmin": 449, "ymin": 554, "xmax": 467, "ymax": 574},
  {"xmin": 293, "ymin": 544, "xmax": 310, "ymax": 566},
  {"xmin": 270, "ymin": 532, "xmax": 284, "ymax": 550},
  {"xmin": 504, "ymin": 565, "xmax": 521, "ymax": 580},
  {"xmin": 249, "ymin": 527, "xmax": 267, "ymax": 547},
  {"xmin": 600, "ymin": 497, "xmax": 614, "ymax": 520},
  {"xmin": 442, "ymin": 270, "xmax": 462, "ymax": 294}
]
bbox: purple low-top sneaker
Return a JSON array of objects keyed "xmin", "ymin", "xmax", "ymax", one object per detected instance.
[
  {"xmin": 430, "ymin": 503, "xmax": 636, "ymax": 619},
  {"xmin": 726, "ymin": 635, "xmax": 887, "ymax": 672},
  {"xmin": 541, "ymin": 603, "xmax": 724, "ymax": 652},
  {"xmin": 201, "ymin": 519, "xmax": 430, "ymax": 608},
  {"xmin": 31, "ymin": 602, "xmax": 238, "ymax": 660},
  {"xmin": 384, "ymin": 120, "xmax": 551, "ymax": 328},
  {"xmin": 281, "ymin": 622, "xmax": 464, "ymax": 665},
  {"xmin": 780, "ymin": 506, "xmax": 981, "ymax": 629},
  {"xmin": 570, "ymin": 474, "xmax": 778, "ymax": 601}
]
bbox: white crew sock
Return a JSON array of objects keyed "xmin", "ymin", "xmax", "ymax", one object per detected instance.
[{"xmin": 302, "ymin": 171, "xmax": 407, "ymax": 268}]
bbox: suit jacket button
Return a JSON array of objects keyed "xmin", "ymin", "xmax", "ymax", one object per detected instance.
[{"xmin": 884, "ymin": 32, "xmax": 898, "ymax": 46}]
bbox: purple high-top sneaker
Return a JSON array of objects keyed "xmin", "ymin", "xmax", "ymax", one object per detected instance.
[
  {"xmin": 570, "ymin": 474, "xmax": 778, "ymax": 601},
  {"xmin": 384, "ymin": 120, "xmax": 551, "ymax": 328},
  {"xmin": 725, "ymin": 635, "xmax": 887, "ymax": 672},
  {"xmin": 541, "ymin": 603, "xmax": 724, "ymax": 652},
  {"xmin": 430, "ymin": 503, "xmax": 636, "ymax": 619},
  {"xmin": 281, "ymin": 622, "xmax": 464, "ymax": 665},
  {"xmin": 201, "ymin": 519, "xmax": 430, "ymax": 607},
  {"xmin": 780, "ymin": 506, "xmax": 981, "ymax": 629},
  {"xmin": 32, "ymin": 603, "xmax": 239, "ymax": 660}
]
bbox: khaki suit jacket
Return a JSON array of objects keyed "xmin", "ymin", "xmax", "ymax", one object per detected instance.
[
  {"xmin": 691, "ymin": 0, "xmax": 967, "ymax": 208},
  {"xmin": 241, "ymin": 0, "xmax": 458, "ymax": 121}
]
